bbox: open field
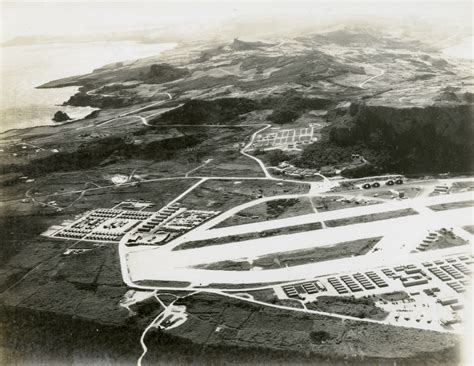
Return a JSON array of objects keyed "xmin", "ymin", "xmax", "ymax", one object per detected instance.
[
  {"xmin": 189, "ymin": 153, "xmax": 264, "ymax": 178},
  {"xmin": 324, "ymin": 208, "xmax": 418, "ymax": 228},
  {"xmin": 0, "ymin": 241, "xmax": 129, "ymax": 325},
  {"xmin": 215, "ymin": 197, "xmax": 313, "ymax": 227},
  {"xmin": 178, "ymin": 179, "xmax": 309, "ymax": 212},
  {"xmin": 173, "ymin": 221, "xmax": 323, "ymax": 251},
  {"xmin": 0, "ymin": 173, "xmax": 199, "ymax": 216},
  {"xmin": 196, "ymin": 237, "xmax": 382, "ymax": 271}
]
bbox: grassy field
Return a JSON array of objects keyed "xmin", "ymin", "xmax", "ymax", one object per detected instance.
[
  {"xmin": 134, "ymin": 280, "xmax": 191, "ymax": 288},
  {"xmin": 174, "ymin": 221, "xmax": 323, "ymax": 251},
  {"xmin": 1, "ymin": 173, "xmax": 200, "ymax": 218},
  {"xmin": 324, "ymin": 208, "xmax": 418, "ymax": 227},
  {"xmin": 178, "ymin": 178, "xmax": 309, "ymax": 213},
  {"xmin": 428, "ymin": 200, "xmax": 474, "ymax": 211},
  {"xmin": 215, "ymin": 197, "xmax": 313, "ymax": 227},
  {"xmin": 196, "ymin": 237, "xmax": 381, "ymax": 271},
  {"xmin": 189, "ymin": 152, "xmax": 264, "ymax": 178}
]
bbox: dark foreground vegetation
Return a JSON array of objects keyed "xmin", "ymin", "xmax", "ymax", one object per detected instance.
[
  {"xmin": 150, "ymin": 92, "xmax": 332, "ymax": 126},
  {"xmin": 298, "ymin": 102, "xmax": 474, "ymax": 176}
]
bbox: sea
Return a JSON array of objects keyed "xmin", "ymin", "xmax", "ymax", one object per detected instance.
[{"xmin": 0, "ymin": 41, "xmax": 176, "ymax": 133}]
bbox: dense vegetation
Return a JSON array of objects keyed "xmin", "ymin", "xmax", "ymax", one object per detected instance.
[
  {"xmin": 0, "ymin": 133, "xmax": 206, "ymax": 177},
  {"xmin": 306, "ymin": 296, "xmax": 388, "ymax": 320},
  {"xmin": 265, "ymin": 92, "xmax": 332, "ymax": 124},
  {"xmin": 329, "ymin": 103, "xmax": 474, "ymax": 174},
  {"xmin": 151, "ymin": 93, "xmax": 332, "ymax": 126},
  {"xmin": 150, "ymin": 98, "xmax": 260, "ymax": 126},
  {"xmin": 297, "ymin": 102, "xmax": 473, "ymax": 176},
  {"xmin": 139, "ymin": 63, "xmax": 189, "ymax": 84},
  {"xmin": 65, "ymin": 93, "xmax": 135, "ymax": 108}
]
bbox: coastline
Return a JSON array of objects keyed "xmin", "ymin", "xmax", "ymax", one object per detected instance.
[{"xmin": 0, "ymin": 41, "xmax": 177, "ymax": 134}]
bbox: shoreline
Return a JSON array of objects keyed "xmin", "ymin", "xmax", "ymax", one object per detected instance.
[
  {"xmin": 0, "ymin": 108, "xmax": 100, "ymax": 136},
  {"xmin": 0, "ymin": 41, "xmax": 178, "ymax": 135}
]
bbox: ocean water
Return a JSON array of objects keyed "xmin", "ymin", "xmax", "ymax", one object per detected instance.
[{"xmin": 0, "ymin": 41, "xmax": 176, "ymax": 133}]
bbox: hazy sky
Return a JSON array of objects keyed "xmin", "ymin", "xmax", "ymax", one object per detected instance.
[{"xmin": 1, "ymin": 1, "xmax": 472, "ymax": 43}]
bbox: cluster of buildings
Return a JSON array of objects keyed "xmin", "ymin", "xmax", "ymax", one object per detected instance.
[
  {"xmin": 49, "ymin": 199, "xmax": 221, "ymax": 247},
  {"xmin": 276, "ymin": 252, "xmax": 472, "ymax": 329},
  {"xmin": 251, "ymin": 126, "xmax": 317, "ymax": 152},
  {"xmin": 135, "ymin": 203, "xmax": 182, "ymax": 234},
  {"xmin": 275, "ymin": 162, "xmax": 322, "ymax": 179},
  {"xmin": 54, "ymin": 208, "xmax": 154, "ymax": 241},
  {"xmin": 282, "ymin": 280, "xmax": 327, "ymax": 299},
  {"xmin": 126, "ymin": 205, "xmax": 220, "ymax": 246},
  {"xmin": 416, "ymin": 231, "xmax": 440, "ymax": 251},
  {"xmin": 433, "ymin": 184, "xmax": 451, "ymax": 195},
  {"xmin": 388, "ymin": 265, "xmax": 430, "ymax": 287},
  {"xmin": 327, "ymin": 271, "xmax": 389, "ymax": 294},
  {"xmin": 163, "ymin": 210, "xmax": 221, "ymax": 232}
]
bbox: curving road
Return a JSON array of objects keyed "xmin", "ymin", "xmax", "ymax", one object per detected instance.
[
  {"xmin": 359, "ymin": 66, "xmax": 385, "ymax": 89},
  {"xmin": 239, "ymin": 124, "xmax": 273, "ymax": 179}
]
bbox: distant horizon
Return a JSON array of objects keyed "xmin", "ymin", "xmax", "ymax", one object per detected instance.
[{"xmin": 1, "ymin": 1, "xmax": 472, "ymax": 44}]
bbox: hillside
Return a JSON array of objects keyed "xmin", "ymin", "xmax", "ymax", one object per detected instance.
[{"xmin": 298, "ymin": 102, "xmax": 474, "ymax": 175}]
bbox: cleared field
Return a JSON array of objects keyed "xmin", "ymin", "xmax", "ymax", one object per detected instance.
[
  {"xmin": 5, "ymin": 175, "xmax": 200, "ymax": 216},
  {"xmin": 195, "ymin": 237, "xmax": 381, "ymax": 271},
  {"xmin": 305, "ymin": 296, "xmax": 388, "ymax": 320},
  {"xmin": 173, "ymin": 221, "xmax": 323, "ymax": 251},
  {"xmin": 178, "ymin": 178, "xmax": 309, "ymax": 212},
  {"xmin": 324, "ymin": 208, "xmax": 418, "ymax": 228},
  {"xmin": 216, "ymin": 197, "xmax": 313, "ymax": 227},
  {"xmin": 189, "ymin": 152, "xmax": 264, "ymax": 178},
  {"xmin": 428, "ymin": 200, "xmax": 474, "ymax": 211}
]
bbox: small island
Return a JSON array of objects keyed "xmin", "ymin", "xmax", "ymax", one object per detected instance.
[{"xmin": 52, "ymin": 110, "xmax": 71, "ymax": 122}]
